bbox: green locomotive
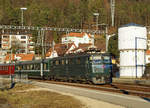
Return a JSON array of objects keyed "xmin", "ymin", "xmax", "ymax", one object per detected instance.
[{"xmin": 15, "ymin": 53, "xmax": 112, "ymax": 84}]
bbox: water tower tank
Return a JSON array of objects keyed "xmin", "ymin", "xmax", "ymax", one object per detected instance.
[{"xmin": 118, "ymin": 23, "xmax": 147, "ymax": 78}]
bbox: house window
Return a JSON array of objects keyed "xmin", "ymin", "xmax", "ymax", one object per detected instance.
[
  {"xmin": 3, "ymin": 36, "xmax": 9, "ymax": 38},
  {"xmin": 21, "ymin": 36, "xmax": 26, "ymax": 39}
]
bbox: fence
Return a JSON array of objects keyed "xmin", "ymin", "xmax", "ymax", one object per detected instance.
[
  {"xmin": 143, "ymin": 66, "xmax": 150, "ymax": 79},
  {"xmin": 14, "ymin": 74, "xmax": 28, "ymax": 83},
  {"xmin": 0, "ymin": 74, "xmax": 28, "ymax": 90},
  {"xmin": 112, "ymin": 64, "xmax": 150, "ymax": 79},
  {"xmin": 0, "ymin": 75, "xmax": 14, "ymax": 89}
]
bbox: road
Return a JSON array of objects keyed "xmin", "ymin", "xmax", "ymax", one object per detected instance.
[{"xmin": 32, "ymin": 81, "xmax": 150, "ymax": 108}]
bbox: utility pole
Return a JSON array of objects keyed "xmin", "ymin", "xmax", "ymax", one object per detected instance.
[
  {"xmin": 40, "ymin": 30, "xmax": 45, "ymax": 79},
  {"xmin": 20, "ymin": 8, "xmax": 27, "ymax": 26},
  {"xmin": 93, "ymin": 13, "xmax": 99, "ymax": 30},
  {"xmin": 110, "ymin": 0, "xmax": 115, "ymax": 27}
]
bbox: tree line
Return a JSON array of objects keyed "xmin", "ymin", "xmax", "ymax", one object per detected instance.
[{"xmin": 0, "ymin": 0, "xmax": 150, "ymax": 28}]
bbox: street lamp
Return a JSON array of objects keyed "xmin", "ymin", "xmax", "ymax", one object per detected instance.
[
  {"xmin": 93, "ymin": 13, "xmax": 99, "ymax": 30},
  {"xmin": 20, "ymin": 7, "xmax": 27, "ymax": 26}
]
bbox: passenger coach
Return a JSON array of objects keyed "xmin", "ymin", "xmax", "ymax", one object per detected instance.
[{"xmin": 0, "ymin": 64, "xmax": 15, "ymax": 75}]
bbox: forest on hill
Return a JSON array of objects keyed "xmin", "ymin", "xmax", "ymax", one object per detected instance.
[
  {"xmin": 0, "ymin": 0, "xmax": 150, "ymax": 28},
  {"xmin": 0, "ymin": 0, "xmax": 149, "ymax": 57}
]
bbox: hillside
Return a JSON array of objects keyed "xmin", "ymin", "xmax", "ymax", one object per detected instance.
[{"xmin": 0, "ymin": 0, "xmax": 150, "ymax": 28}]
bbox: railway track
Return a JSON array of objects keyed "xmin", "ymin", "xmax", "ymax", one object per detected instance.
[{"xmin": 31, "ymin": 79, "xmax": 150, "ymax": 98}]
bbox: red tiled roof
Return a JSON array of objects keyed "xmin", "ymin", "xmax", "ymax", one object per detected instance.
[
  {"xmin": 4, "ymin": 53, "xmax": 34, "ymax": 62},
  {"xmin": 46, "ymin": 43, "xmax": 77, "ymax": 56},
  {"xmin": 46, "ymin": 49, "xmax": 52, "ymax": 57},
  {"xmin": 20, "ymin": 54, "xmax": 34, "ymax": 61},
  {"xmin": 70, "ymin": 43, "xmax": 95, "ymax": 53},
  {"xmin": 78, "ymin": 43, "xmax": 92, "ymax": 48},
  {"xmin": 5, "ymin": 54, "xmax": 15, "ymax": 61},
  {"xmin": 62, "ymin": 32, "xmax": 92, "ymax": 38},
  {"xmin": 146, "ymin": 50, "xmax": 150, "ymax": 55}
]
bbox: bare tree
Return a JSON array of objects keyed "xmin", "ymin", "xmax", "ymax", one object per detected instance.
[{"xmin": 11, "ymin": 36, "xmax": 22, "ymax": 53}]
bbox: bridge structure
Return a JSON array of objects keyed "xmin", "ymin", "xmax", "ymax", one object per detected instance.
[{"xmin": 0, "ymin": 25, "xmax": 105, "ymax": 34}]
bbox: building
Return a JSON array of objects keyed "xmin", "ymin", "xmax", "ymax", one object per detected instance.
[
  {"xmin": 61, "ymin": 32, "xmax": 94, "ymax": 47},
  {"xmin": 1, "ymin": 34, "xmax": 35, "ymax": 54},
  {"xmin": 69, "ymin": 43, "xmax": 96, "ymax": 53},
  {"xmin": 4, "ymin": 53, "xmax": 35, "ymax": 63},
  {"xmin": 146, "ymin": 50, "xmax": 150, "ymax": 64},
  {"xmin": 46, "ymin": 43, "xmax": 77, "ymax": 58},
  {"xmin": 146, "ymin": 26, "xmax": 150, "ymax": 50},
  {"xmin": 0, "ymin": 49, "xmax": 7, "ymax": 63}
]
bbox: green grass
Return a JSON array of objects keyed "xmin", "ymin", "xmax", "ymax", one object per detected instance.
[{"xmin": 0, "ymin": 83, "xmax": 84, "ymax": 108}]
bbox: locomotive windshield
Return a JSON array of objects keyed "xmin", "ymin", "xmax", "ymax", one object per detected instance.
[
  {"xmin": 91, "ymin": 55, "xmax": 104, "ymax": 73},
  {"xmin": 91, "ymin": 56, "xmax": 102, "ymax": 64},
  {"xmin": 103, "ymin": 56, "xmax": 111, "ymax": 64},
  {"xmin": 91, "ymin": 55, "xmax": 111, "ymax": 73}
]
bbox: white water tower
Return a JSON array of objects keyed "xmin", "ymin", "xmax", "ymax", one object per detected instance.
[{"xmin": 118, "ymin": 23, "xmax": 147, "ymax": 78}]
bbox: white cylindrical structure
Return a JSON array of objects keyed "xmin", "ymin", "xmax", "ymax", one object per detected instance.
[
  {"xmin": 118, "ymin": 23, "xmax": 147, "ymax": 78},
  {"xmin": 119, "ymin": 24, "xmax": 147, "ymax": 50}
]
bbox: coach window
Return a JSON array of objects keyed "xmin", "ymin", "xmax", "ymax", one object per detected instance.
[
  {"xmin": 66, "ymin": 59, "xmax": 68, "ymax": 64},
  {"xmin": 59, "ymin": 60, "xmax": 61, "ymax": 65},
  {"xmin": 44, "ymin": 64, "xmax": 47, "ymax": 70},
  {"xmin": 69, "ymin": 59, "xmax": 73, "ymax": 64},
  {"xmin": 52, "ymin": 60, "xmax": 56, "ymax": 66},
  {"xmin": 62, "ymin": 60, "xmax": 65, "ymax": 65},
  {"xmin": 37, "ymin": 64, "xmax": 40, "ymax": 70},
  {"xmin": 50, "ymin": 61, "xmax": 53, "ymax": 65},
  {"xmin": 27, "ymin": 65, "xmax": 29, "ymax": 70},
  {"xmin": 77, "ymin": 58, "xmax": 81, "ymax": 64},
  {"xmin": 56, "ymin": 60, "xmax": 59, "ymax": 65},
  {"xmin": 30, "ymin": 65, "xmax": 32, "ymax": 69},
  {"xmin": 6, "ymin": 66, "xmax": 8, "ymax": 70},
  {"xmin": 86, "ymin": 57, "xmax": 89, "ymax": 64}
]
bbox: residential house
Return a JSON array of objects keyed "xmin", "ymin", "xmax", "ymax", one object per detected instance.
[
  {"xmin": 46, "ymin": 43, "xmax": 77, "ymax": 58},
  {"xmin": 69, "ymin": 43, "xmax": 97, "ymax": 53},
  {"xmin": 0, "ymin": 49, "xmax": 7, "ymax": 63},
  {"xmin": 1, "ymin": 34, "xmax": 35, "ymax": 54},
  {"xmin": 61, "ymin": 32, "xmax": 94, "ymax": 47},
  {"xmin": 4, "ymin": 53, "xmax": 35, "ymax": 63}
]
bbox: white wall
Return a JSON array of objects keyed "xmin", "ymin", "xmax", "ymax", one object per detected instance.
[{"xmin": 61, "ymin": 33, "xmax": 94, "ymax": 46}]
